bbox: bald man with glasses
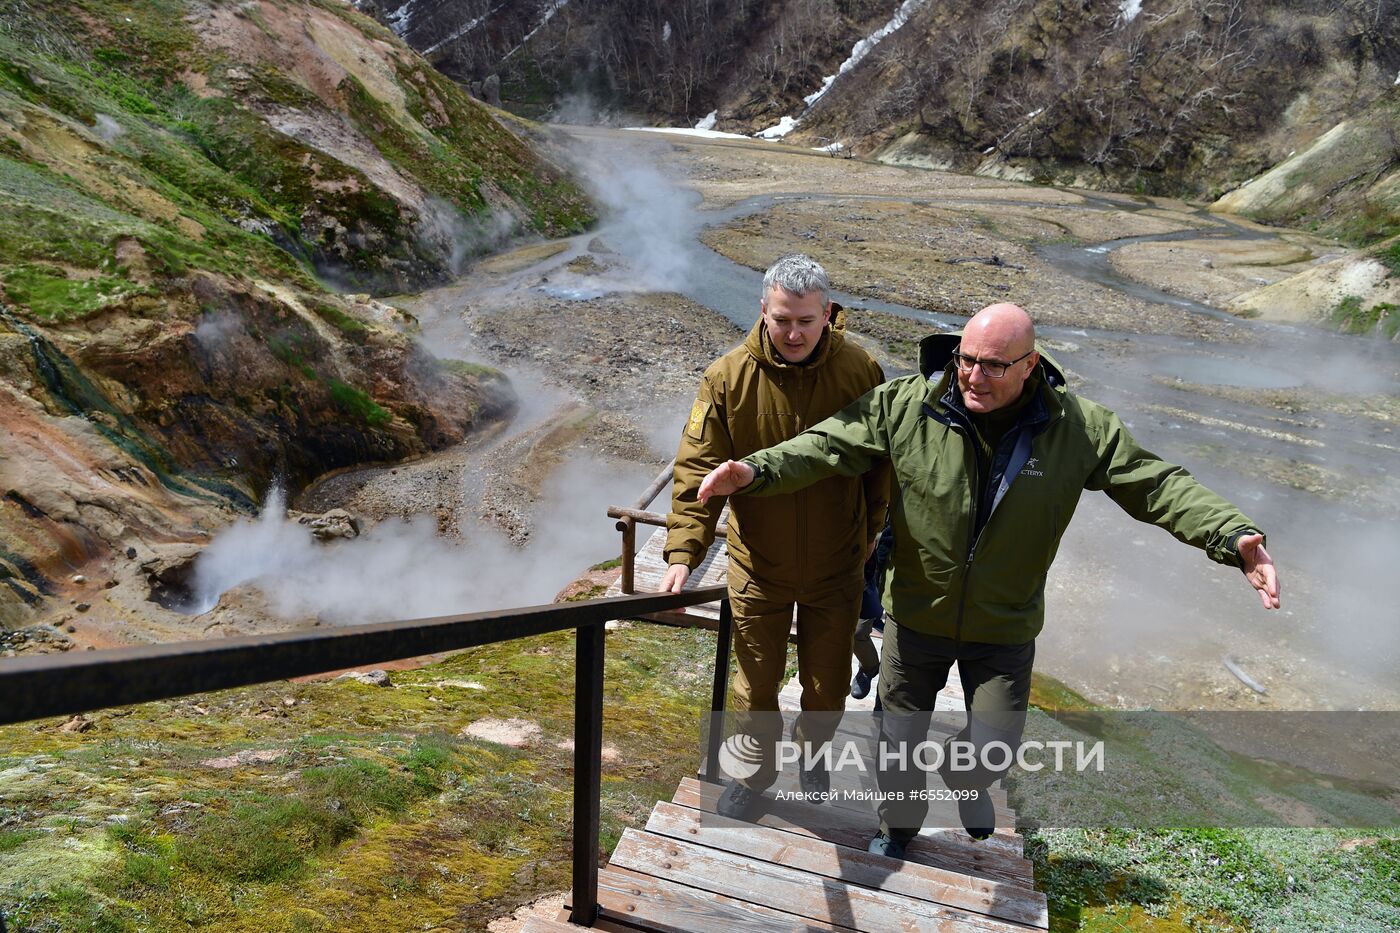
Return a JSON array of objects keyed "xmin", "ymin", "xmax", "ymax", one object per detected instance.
[{"xmin": 696, "ymin": 302, "xmax": 1280, "ymax": 858}]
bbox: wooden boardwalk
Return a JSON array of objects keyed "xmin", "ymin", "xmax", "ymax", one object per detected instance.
[{"xmin": 538, "ymin": 531, "xmax": 1047, "ymax": 932}]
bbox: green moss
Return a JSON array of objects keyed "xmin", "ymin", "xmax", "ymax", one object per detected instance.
[
  {"xmin": 440, "ymin": 358, "xmax": 502, "ymax": 379},
  {"xmin": 311, "ymin": 299, "xmax": 369, "ymax": 339},
  {"xmin": 1377, "ymin": 239, "xmax": 1400, "ymax": 277},
  {"xmin": 0, "ymin": 263, "xmax": 150, "ymax": 321},
  {"xmin": 0, "ymin": 828, "xmax": 38, "ymax": 851},
  {"xmin": 1329, "ymin": 295, "xmax": 1400, "ymax": 339},
  {"xmin": 301, "ymin": 759, "xmax": 414, "ymax": 820},
  {"xmin": 178, "ymin": 795, "xmax": 356, "ymax": 883},
  {"xmin": 328, "ymin": 379, "xmax": 391, "ymax": 426}
]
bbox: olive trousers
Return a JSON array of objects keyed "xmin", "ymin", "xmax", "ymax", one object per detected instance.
[{"xmin": 727, "ymin": 565, "xmax": 864, "ymax": 792}]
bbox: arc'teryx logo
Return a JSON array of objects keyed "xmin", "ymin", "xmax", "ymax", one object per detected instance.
[{"xmin": 1021, "ymin": 457, "xmax": 1044, "ymax": 477}]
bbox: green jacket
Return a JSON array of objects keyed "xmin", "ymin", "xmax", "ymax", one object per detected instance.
[
  {"xmin": 742, "ymin": 332, "xmax": 1260, "ymax": 644},
  {"xmin": 665, "ymin": 306, "xmax": 890, "ymax": 594}
]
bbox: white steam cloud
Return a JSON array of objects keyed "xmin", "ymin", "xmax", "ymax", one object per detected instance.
[
  {"xmin": 92, "ymin": 113, "xmax": 124, "ymax": 143},
  {"xmin": 418, "ymin": 196, "xmax": 521, "ymax": 275},
  {"xmin": 190, "ymin": 456, "xmax": 650, "ymax": 625},
  {"xmin": 568, "ymin": 139, "xmax": 701, "ymax": 293}
]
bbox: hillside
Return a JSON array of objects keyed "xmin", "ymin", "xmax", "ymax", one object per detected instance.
[
  {"xmin": 0, "ymin": 0, "xmax": 592, "ymax": 631},
  {"xmin": 368, "ymin": 0, "xmax": 1400, "ymax": 246}
]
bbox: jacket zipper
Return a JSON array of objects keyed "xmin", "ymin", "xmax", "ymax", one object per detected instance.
[{"xmin": 949, "ymin": 413, "xmax": 984, "ymax": 652}]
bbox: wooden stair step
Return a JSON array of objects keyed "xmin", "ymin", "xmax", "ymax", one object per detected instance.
[
  {"xmin": 673, "ymin": 777, "xmax": 1034, "ymax": 888},
  {"xmin": 599, "ymin": 864, "xmax": 852, "ymax": 932},
  {"xmin": 610, "ymin": 828, "xmax": 1035, "ymax": 933},
  {"xmin": 764, "ymin": 767, "xmax": 1018, "ymax": 837},
  {"xmin": 645, "ymin": 801, "xmax": 1048, "ymax": 929},
  {"xmin": 677, "ymin": 775, "xmax": 1025, "ymax": 868}
]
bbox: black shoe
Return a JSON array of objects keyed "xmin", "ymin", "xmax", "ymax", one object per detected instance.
[
  {"xmin": 716, "ymin": 780, "xmax": 763, "ymax": 820},
  {"xmin": 867, "ymin": 830, "xmax": 907, "ymax": 859},
  {"xmin": 851, "ymin": 664, "xmax": 878, "ymax": 700},
  {"xmin": 799, "ymin": 757, "xmax": 830, "ymax": 796},
  {"xmin": 959, "ymin": 790, "xmax": 995, "ymax": 840}
]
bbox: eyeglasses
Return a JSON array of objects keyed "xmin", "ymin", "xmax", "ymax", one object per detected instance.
[{"xmin": 952, "ymin": 347, "xmax": 1034, "ymax": 378}]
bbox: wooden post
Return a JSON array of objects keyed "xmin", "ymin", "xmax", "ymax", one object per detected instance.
[{"xmin": 618, "ymin": 516, "xmax": 636, "ymax": 595}]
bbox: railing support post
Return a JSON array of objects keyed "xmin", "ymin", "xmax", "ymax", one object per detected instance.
[
  {"xmin": 617, "ymin": 516, "xmax": 636, "ymax": 595},
  {"xmin": 702, "ymin": 597, "xmax": 733, "ymax": 784},
  {"xmin": 570, "ymin": 619, "xmax": 605, "ymax": 926}
]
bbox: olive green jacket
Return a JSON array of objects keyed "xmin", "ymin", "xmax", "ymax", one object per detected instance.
[
  {"xmin": 742, "ymin": 332, "xmax": 1260, "ymax": 643},
  {"xmin": 665, "ymin": 307, "xmax": 890, "ymax": 594}
]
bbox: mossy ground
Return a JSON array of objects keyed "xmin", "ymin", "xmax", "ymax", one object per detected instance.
[
  {"xmin": 0, "ymin": 623, "xmax": 719, "ymax": 931},
  {"xmin": 1023, "ymin": 673, "xmax": 1400, "ymax": 931},
  {"xmin": 0, "ymin": 0, "xmax": 592, "ymax": 320}
]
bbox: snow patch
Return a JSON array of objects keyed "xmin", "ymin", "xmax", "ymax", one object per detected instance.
[
  {"xmin": 422, "ymin": 3, "xmax": 507, "ymax": 55},
  {"xmin": 694, "ymin": 110, "xmax": 717, "ymax": 131},
  {"xmin": 813, "ymin": 141, "xmax": 844, "ymax": 154},
  {"xmin": 1394, "ymin": 69, "xmax": 1399, "ymax": 85},
  {"xmin": 1118, "ymin": 0, "xmax": 1143, "ymax": 24},
  {"xmin": 623, "ymin": 126, "xmax": 751, "ymax": 140},
  {"xmin": 803, "ymin": 0, "xmax": 928, "ymax": 108},
  {"xmin": 662, "ymin": 21, "xmax": 671, "ymax": 42},
  {"xmin": 756, "ymin": 115, "xmax": 799, "ymax": 139}
]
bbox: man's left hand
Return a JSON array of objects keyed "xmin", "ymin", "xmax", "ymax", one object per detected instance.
[{"xmin": 1238, "ymin": 533, "xmax": 1280, "ymax": 609}]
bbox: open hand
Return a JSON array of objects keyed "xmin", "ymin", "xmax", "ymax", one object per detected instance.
[
  {"xmin": 660, "ymin": 563, "xmax": 690, "ymax": 594},
  {"xmin": 1237, "ymin": 533, "xmax": 1280, "ymax": 609},
  {"xmin": 698, "ymin": 460, "xmax": 755, "ymax": 504}
]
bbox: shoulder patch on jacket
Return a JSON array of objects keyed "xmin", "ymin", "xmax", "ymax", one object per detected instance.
[{"xmin": 686, "ymin": 400, "xmax": 710, "ymax": 440}]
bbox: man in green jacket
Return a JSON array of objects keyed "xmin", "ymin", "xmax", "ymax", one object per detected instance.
[
  {"xmin": 662, "ymin": 253, "xmax": 890, "ymax": 820},
  {"xmin": 696, "ymin": 302, "xmax": 1280, "ymax": 856}
]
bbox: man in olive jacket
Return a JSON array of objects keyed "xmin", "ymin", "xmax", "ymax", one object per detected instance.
[
  {"xmin": 697, "ymin": 303, "xmax": 1280, "ymax": 855},
  {"xmin": 662, "ymin": 254, "xmax": 890, "ymax": 819}
]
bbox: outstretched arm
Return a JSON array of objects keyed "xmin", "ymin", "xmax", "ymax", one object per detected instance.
[
  {"xmin": 736, "ymin": 385, "xmax": 893, "ymax": 498},
  {"xmin": 1237, "ymin": 533, "xmax": 1280, "ymax": 609}
]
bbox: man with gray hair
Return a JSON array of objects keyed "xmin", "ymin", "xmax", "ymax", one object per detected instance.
[{"xmin": 662, "ymin": 253, "xmax": 890, "ymax": 819}]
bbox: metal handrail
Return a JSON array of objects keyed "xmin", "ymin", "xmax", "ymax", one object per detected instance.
[{"xmin": 0, "ymin": 584, "xmax": 732, "ymax": 928}]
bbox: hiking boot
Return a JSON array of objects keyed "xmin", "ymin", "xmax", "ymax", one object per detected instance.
[
  {"xmin": 799, "ymin": 757, "xmax": 830, "ymax": 796},
  {"xmin": 959, "ymin": 789, "xmax": 995, "ymax": 841},
  {"xmin": 867, "ymin": 830, "xmax": 907, "ymax": 860},
  {"xmin": 716, "ymin": 780, "xmax": 763, "ymax": 821},
  {"xmin": 850, "ymin": 663, "xmax": 878, "ymax": 700}
]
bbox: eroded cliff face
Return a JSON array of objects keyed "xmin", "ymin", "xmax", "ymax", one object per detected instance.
[{"xmin": 0, "ymin": 0, "xmax": 586, "ymax": 630}]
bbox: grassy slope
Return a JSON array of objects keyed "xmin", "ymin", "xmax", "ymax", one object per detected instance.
[
  {"xmin": 0, "ymin": 620, "xmax": 718, "ymax": 932},
  {"xmin": 2, "ymin": 645, "xmax": 1396, "ymax": 932},
  {"xmin": 1023, "ymin": 677, "xmax": 1400, "ymax": 932},
  {"xmin": 0, "ymin": 0, "xmax": 592, "ymax": 318}
]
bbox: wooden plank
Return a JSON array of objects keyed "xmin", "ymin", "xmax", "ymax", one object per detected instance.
[
  {"xmin": 673, "ymin": 778, "xmax": 1034, "ymax": 889},
  {"xmin": 645, "ymin": 801, "xmax": 1048, "ymax": 929},
  {"xmin": 598, "ymin": 865, "xmax": 853, "ymax": 932},
  {"xmin": 611, "ymin": 828, "xmax": 1034, "ymax": 933}
]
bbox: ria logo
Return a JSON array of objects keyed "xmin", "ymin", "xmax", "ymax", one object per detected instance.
[
  {"xmin": 1021, "ymin": 457, "xmax": 1044, "ymax": 477},
  {"xmin": 717, "ymin": 733, "xmax": 764, "ymax": 780}
]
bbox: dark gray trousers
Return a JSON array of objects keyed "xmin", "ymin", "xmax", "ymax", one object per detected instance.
[{"xmin": 875, "ymin": 619, "xmax": 1035, "ymax": 841}]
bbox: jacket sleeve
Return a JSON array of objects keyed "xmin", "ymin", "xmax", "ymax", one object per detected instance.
[
  {"xmin": 664, "ymin": 372, "xmax": 732, "ymax": 569},
  {"xmin": 743, "ymin": 385, "xmax": 892, "ymax": 497},
  {"xmin": 860, "ymin": 360, "xmax": 892, "ymax": 545},
  {"xmin": 1085, "ymin": 405, "xmax": 1260, "ymax": 568}
]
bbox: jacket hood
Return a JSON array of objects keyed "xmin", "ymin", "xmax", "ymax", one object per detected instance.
[
  {"xmin": 918, "ymin": 330, "xmax": 1066, "ymax": 388},
  {"xmin": 745, "ymin": 302, "xmax": 847, "ymax": 369}
]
